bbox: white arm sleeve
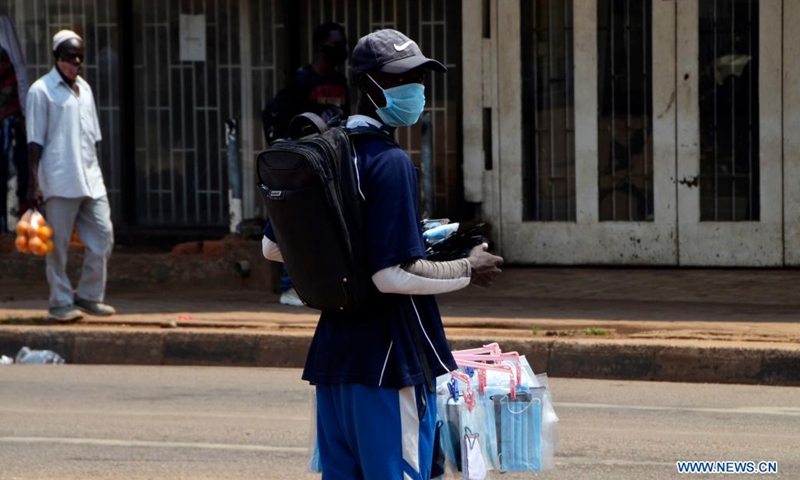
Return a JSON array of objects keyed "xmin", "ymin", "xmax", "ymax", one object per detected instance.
[
  {"xmin": 372, "ymin": 259, "xmax": 471, "ymax": 295},
  {"xmin": 262, "ymin": 236, "xmax": 284, "ymax": 263}
]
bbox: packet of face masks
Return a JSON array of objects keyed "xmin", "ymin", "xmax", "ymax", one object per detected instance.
[
  {"xmin": 460, "ymin": 394, "xmax": 498, "ymax": 476},
  {"xmin": 461, "ymin": 427, "xmax": 488, "ymax": 480},
  {"xmin": 438, "ymin": 350, "xmax": 560, "ymax": 475},
  {"xmin": 421, "ymin": 219, "xmax": 488, "ymax": 261},
  {"xmin": 491, "ymin": 388, "xmax": 545, "ymax": 472},
  {"xmin": 436, "ymin": 383, "xmax": 465, "ymax": 476}
]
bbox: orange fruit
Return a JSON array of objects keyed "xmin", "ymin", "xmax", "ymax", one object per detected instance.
[
  {"xmin": 37, "ymin": 225, "xmax": 53, "ymax": 241},
  {"xmin": 43, "ymin": 240, "xmax": 54, "ymax": 255},
  {"xmin": 16, "ymin": 221, "xmax": 29, "ymax": 236},
  {"xmin": 15, "ymin": 235, "xmax": 27, "ymax": 252},
  {"xmin": 28, "ymin": 236, "xmax": 43, "ymax": 253},
  {"xmin": 27, "ymin": 224, "xmax": 38, "ymax": 238}
]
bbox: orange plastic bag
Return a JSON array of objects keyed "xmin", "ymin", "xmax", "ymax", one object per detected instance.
[
  {"xmin": 14, "ymin": 209, "xmax": 54, "ymax": 256},
  {"xmin": 70, "ymin": 226, "xmax": 84, "ymax": 247}
]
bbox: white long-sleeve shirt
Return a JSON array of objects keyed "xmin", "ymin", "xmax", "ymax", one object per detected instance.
[{"xmin": 262, "ymin": 235, "xmax": 470, "ymax": 295}]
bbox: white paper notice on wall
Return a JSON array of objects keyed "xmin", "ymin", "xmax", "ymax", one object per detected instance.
[{"xmin": 179, "ymin": 14, "xmax": 206, "ymax": 62}]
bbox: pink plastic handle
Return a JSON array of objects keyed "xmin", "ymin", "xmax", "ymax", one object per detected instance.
[
  {"xmin": 455, "ymin": 359, "xmax": 517, "ymax": 399},
  {"xmin": 450, "ymin": 369, "xmax": 471, "ymax": 386},
  {"xmin": 451, "ymin": 342, "xmax": 502, "ymax": 356},
  {"xmin": 452, "ymin": 351, "xmax": 522, "ymax": 386}
]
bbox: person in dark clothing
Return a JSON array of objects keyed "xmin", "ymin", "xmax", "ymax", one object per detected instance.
[
  {"xmin": 262, "ymin": 22, "xmax": 351, "ymax": 145},
  {"xmin": 0, "ymin": 45, "xmax": 28, "ymax": 231},
  {"xmin": 263, "ymin": 22, "xmax": 351, "ymax": 306},
  {"xmin": 262, "ymin": 29, "xmax": 504, "ymax": 479}
]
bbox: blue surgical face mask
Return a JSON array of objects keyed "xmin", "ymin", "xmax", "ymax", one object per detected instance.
[
  {"xmin": 494, "ymin": 392, "xmax": 543, "ymax": 472},
  {"xmin": 366, "ymin": 74, "xmax": 426, "ymax": 127}
]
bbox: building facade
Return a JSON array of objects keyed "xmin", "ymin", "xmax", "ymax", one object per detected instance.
[
  {"xmin": 1, "ymin": 0, "xmax": 462, "ymax": 231},
  {"xmin": 467, "ymin": 0, "xmax": 797, "ymax": 266},
  {"xmin": 3, "ymin": 0, "xmax": 797, "ymax": 266}
]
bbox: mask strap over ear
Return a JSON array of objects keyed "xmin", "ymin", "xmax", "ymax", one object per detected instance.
[
  {"xmin": 365, "ymin": 73, "xmax": 384, "ymax": 110},
  {"xmin": 366, "ymin": 73, "xmax": 384, "ymax": 90}
]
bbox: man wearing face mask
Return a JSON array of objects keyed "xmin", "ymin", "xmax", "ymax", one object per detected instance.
[
  {"xmin": 262, "ymin": 29, "xmax": 503, "ymax": 479},
  {"xmin": 25, "ymin": 30, "xmax": 115, "ymax": 323},
  {"xmin": 262, "ymin": 22, "xmax": 351, "ymax": 307}
]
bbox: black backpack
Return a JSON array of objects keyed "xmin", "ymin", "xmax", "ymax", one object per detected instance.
[{"xmin": 256, "ymin": 114, "xmax": 397, "ymax": 313}]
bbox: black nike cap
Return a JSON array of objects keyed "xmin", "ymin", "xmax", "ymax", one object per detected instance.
[{"xmin": 350, "ymin": 29, "xmax": 447, "ymax": 74}]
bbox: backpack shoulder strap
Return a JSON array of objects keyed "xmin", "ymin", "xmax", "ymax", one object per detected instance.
[
  {"xmin": 289, "ymin": 112, "xmax": 328, "ymax": 139},
  {"xmin": 344, "ymin": 125, "xmax": 400, "ymax": 149}
]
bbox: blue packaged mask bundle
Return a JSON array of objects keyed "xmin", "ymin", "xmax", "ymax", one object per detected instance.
[{"xmin": 492, "ymin": 389, "xmax": 543, "ymax": 472}]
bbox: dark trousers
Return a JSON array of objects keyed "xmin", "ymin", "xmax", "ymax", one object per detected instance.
[{"xmin": 280, "ymin": 265, "xmax": 294, "ymax": 292}]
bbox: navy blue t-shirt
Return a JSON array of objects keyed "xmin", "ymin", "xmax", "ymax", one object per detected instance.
[{"xmin": 264, "ymin": 134, "xmax": 457, "ymax": 388}]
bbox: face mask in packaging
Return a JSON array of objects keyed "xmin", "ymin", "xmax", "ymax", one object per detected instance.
[
  {"xmin": 462, "ymin": 427, "xmax": 487, "ymax": 480},
  {"xmin": 493, "ymin": 390, "xmax": 543, "ymax": 472}
]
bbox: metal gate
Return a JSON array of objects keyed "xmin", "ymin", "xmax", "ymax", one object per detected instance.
[
  {"xmin": 134, "ymin": 0, "xmax": 246, "ymax": 227},
  {"xmin": 5, "ymin": 0, "xmax": 460, "ymax": 228},
  {"xmin": 244, "ymin": 0, "xmax": 286, "ymax": 224}
]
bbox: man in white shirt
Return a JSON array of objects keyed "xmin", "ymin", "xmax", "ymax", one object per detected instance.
[{"xmin": 26, "ymin": 30, "xmax": 115, "ymax": 322}]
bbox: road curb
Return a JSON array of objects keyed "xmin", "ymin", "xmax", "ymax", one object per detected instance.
[{"xmin": 0, "ymin": 328, "xmax": 798, "ymax": 386}]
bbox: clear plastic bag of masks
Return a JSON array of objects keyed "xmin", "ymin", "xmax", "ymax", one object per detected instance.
[
  {"xmin": 484, "ymin": 383, "xmax": 557, "ymax": 471},
  {"xmin": 434, "ymin": 374, "xmax": 497, "ymax": 479},
  {"xmin": 436, "ymin": 353, "xmax": 559, "ymax": 476},
  {"xmin": 486, "ymin": 376, "xmax": 558, "ymax": 470},
  {"xmin": 489, "ymin": 387, "xmax": 548, "ymax": 472},
  {"xmin": 534, "ymin": 373, "xmax": 560, "ymax": 471}
]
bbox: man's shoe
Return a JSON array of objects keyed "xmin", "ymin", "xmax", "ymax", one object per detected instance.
[
  {"xmin": 74, "ymin": 298, "xmax": 116, "ymax": 316},
  {"xmin": 48, "ymin": 306, "xmax": 83, "ymax": 323},
  {"xmin": 279, "ymin": 288, "xmax": 304, "ymax": 307}
]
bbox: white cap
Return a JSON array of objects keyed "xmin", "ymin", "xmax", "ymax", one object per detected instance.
[{"xmin": 52, "ymin": 30, "xmax": 82, "ymax": 53}]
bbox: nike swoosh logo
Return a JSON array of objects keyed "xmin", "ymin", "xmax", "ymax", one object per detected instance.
[{"xmin": 393, "ymin": 41, "xmax": 415, "ymax": 51}]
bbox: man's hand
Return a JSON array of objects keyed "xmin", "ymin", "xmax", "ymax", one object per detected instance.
[
  {"xmin": 26, "ymin": 185, "xmax": 43, "ymax": 208},
  {"xmin": 467, "ymin": 243, "xmax": 504, "ymax": 288}
]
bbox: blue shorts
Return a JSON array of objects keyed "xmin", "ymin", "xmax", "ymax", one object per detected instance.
[{"xmin": 315, "ymin": 383, "xmax": 437, "ymax": 480}]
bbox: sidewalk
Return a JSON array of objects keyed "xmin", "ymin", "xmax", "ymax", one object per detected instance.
[{"xmin": 1, "ymin": 264, "xmax": 799, "ymax": 385}]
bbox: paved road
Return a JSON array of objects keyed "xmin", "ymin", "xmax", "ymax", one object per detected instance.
[{"xmin": 0, "ymin": 366, "xmax": 797, "ymax": 479}]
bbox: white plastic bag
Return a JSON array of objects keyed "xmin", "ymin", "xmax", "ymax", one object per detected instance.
[
  {"xmin": 462, "ymin": 427, "xmax": 487, "ymax": 480},
  {"xmin": 15, "ymin": 347, "xmax": 64, "ymax": 364}
]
